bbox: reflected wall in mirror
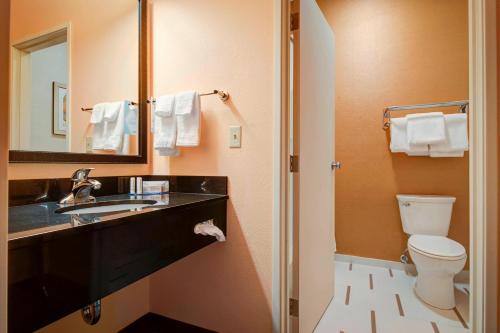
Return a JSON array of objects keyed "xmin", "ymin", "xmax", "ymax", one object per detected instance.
[{"xmin": 10, "ymin": 0, "xmax": 144, "ymax": 160}]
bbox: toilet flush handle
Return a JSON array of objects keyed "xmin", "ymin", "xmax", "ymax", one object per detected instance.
[{"xmin": 402, "ymin": 202, "xmax": 411, "ymax": 207}]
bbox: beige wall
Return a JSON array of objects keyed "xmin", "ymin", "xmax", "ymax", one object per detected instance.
[
  {"xmin": 0, "ymin": 0, "xmax": 10, "ymax": 331},
  {"xmin": 10, "ymin": 0, "xmax": 139, "ymax": 155},
  {"xmin": 148, "ymin": 0, "xmax": 274, "ymax": 332},
  {"xmin": 318, "ymin": 0, "xmax": 470, "ymax": 262}
]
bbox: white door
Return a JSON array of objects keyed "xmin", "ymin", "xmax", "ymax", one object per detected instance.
[{"xmin": 297, "ymin": 0, "xmax": 335, "ymax": 332}]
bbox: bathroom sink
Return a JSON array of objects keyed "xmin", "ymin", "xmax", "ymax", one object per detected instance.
[{"xmin": 55, "ymin": 199, "xmax": 158, "ymax": 215}]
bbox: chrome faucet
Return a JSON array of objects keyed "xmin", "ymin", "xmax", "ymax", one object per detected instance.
[{"xmin": 59, "ymin": 168, "xmax": 102, "ymax": 205}]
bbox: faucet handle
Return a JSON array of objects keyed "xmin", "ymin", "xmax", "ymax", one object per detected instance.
[{"xmin": 71, "ymin": 168, "xmax": 95, "ymax": 182}]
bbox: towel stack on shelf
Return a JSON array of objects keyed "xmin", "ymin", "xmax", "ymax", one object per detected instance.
[{"xmin": 390, "ymin": 112, "xmax": 468, "ymax": 157}]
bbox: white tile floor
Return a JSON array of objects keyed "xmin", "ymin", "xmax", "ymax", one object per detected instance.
[{"xmin": 314, "ymin": 261, "xmax": 470, "ymax": 333}]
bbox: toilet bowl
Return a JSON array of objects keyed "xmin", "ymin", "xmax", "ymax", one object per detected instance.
[
  {"xmin": 408, "ymin": 234, "xmax": 467, "ymax": 309},
  {"xmin": 396, "ymin": 194, "xmax": 467, "ymax": 310}
]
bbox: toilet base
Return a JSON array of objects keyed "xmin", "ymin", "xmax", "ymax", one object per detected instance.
[{"xmin": 414, "ymin": 272, "xmax": 456, "ymax": 309}]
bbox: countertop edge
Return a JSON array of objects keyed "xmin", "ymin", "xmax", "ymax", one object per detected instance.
[{"xmin": 8, "ymin": 194, "xmax": 229, "ymax": 248}]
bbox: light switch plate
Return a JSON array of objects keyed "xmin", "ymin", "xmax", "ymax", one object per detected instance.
[
  {"xmin": 86, "ymin": 137, "xmax": 93, "ymax": 153},
  {"xmin": 229, "ymin": 126, "xmax": 241, "ymax": 148}
]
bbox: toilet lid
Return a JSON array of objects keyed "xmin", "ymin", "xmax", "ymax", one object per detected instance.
[{"xmin": 408, "ymin": 235, "xmax": 466, "ymax": 259}]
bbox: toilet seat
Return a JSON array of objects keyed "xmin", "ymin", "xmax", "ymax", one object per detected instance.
[{"xmin": 408, "ymin": 235, "xmax": 466, "ymax": 260}]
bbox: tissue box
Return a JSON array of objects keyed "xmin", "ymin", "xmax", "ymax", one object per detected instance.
[{"xmin": 142, "ymin": 181, "xmax": 169, "ymax": 194}]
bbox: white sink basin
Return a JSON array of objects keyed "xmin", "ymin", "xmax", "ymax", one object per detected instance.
[{"xmin": 56, "ymin": 199, "xmax": 158, "ymax": 215}]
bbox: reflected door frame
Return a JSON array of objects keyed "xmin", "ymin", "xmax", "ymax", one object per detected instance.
[{"xmin": 10, "ymin": 24, "xmax": 71, "ymax": 152}]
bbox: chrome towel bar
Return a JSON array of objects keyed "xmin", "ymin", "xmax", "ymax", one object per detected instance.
[
  {"xmin": 147, "ymin": 89, "xmax": 230, "ymax": 104},
  {"xmin": 81, "ymin": 101, "xmax": 138, "ymax": 112},
  {"xmin": 382, "ymin": 100, "xmax": 469, "ymax": 130}
]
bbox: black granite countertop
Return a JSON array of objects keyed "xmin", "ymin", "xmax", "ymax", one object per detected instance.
[{"xmin": 9, "ymin": 193, "xmax": 228, "ymax": 241}]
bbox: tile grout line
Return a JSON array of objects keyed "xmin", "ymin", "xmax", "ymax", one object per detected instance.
[
  {"xmin": 430, "ymin": 322, "xmax": 440, "ymax": 333},
  {"xmin": 395, "ymin": 294, "xmax": 404, "ymax": 317},
  {"xmin": 370, "ymin": 310, "xmax": 377, "ymax": 333},
  {"xmin": 369, "ymin": 274, "xmax": 373, "ymax": 290},
  {"xmin": 345, "ymin": 285, "xmax": 351, "ymax": 305},
  {"xmin": 453, "ymin": 307, "xmax": 469, "ymax": 329}
]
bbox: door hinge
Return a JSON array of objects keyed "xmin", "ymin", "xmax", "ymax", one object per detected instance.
[
  {"xmin": 291, "ymin": 13, "xmax": 299, "ymax": 31},
  {"xmin": 289, "ymin": 298, "xmax": 299, "ymax": 317},
  {"xmin": 289, "ymin": 155, "xmax": 299, "ymax": 173}
]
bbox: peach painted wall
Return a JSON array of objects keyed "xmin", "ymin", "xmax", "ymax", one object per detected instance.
[
  {"xmin": 10, "ymin": 0, "xmax": 139, "ymax": 155},
  {"xmin": 0, "ymin": 1, "xmax": 11, "ymax": 331},
  {"xmin": 148, "ymin": 0, "xmax": 274, "ymax": 332},
  {"xmin": 318, "ymin": 0, "xmax": 469, "ymax": 262}
]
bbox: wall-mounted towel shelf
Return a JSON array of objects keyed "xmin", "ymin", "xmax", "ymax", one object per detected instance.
[
  {"xmin": 147, "ymin": 89, "xmax": 230, "ymax": 104},
  {"xmin": 382, "ymin": 100, "xmax": 469, "ymax": 130},
  {"xmin": 81, "ymin": 101, "xmax": 138, "ymax": 112}
]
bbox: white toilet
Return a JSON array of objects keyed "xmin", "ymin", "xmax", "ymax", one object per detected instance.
[{"xmin": 396, "ymin": 194, "xmax": 467, "ymax": 310}]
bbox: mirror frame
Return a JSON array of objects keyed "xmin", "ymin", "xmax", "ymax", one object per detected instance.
[{"xmin": 9, "ymin": 0, "xmax": 148, "ymax": 164}]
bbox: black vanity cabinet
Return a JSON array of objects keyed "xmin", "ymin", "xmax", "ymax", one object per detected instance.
[{"xmin": 8, "ymin": 183, "xmax": 228, "ymax": 333}]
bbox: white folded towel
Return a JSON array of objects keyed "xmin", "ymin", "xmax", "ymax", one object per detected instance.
[
  {"xmin": 90, "ymin": 103, "xmax": 107, "ymax": 150},
  {"xmin": 155, "ymin": 95, "xmax": 175, "ymax": 117},
  {"xmin": 90, "ymin": 103, "xmax": 106, "ymax": 124},
  {"xmin": 103, "ymin": 101, "xmax": 126, "ymax": 151},
  {"xmin": 124, "ymin": 104, "xmax": 138, "ymax": 136},
  {"xmin": 407, "ymin": 112, "xmax": 446, "ymax": 145},
  {"xmin": 175, "ymin": 91, "xmax": 200, "ymax": 146},
  {"xmin": 153, "ymin": 95, "xmax": 177, "ymax": 152},
  {"xmin": 390, "ymin": 118, "xmax": 429, "ymax": 156},
  {"xmin": 103, "ymin": 101, "xmax": 122, "ymax": 122},
  {"xmin": 430, "ymin": 113, "xmax": 468, "ymax": 157},
  {"xmin": 91, "ymin": 101, "xmax": 126, "ymax": 151},
  {"xmin": 390, "ymin": 118, "xmax": 409, "ymax": 153}
]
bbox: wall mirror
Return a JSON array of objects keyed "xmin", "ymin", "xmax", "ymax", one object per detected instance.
[{"xmin": 9, "ymin": 0, "xmax": 147, "ymax": 163}]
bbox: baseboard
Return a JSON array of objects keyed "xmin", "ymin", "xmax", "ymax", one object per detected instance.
[{"xmin": 334, "ymin": 253, "xmax": 469, "ymax": 283}]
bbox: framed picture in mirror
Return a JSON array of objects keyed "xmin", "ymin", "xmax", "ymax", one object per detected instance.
[{"xmin": 52, "ymin": 82, "xmax": 67, "ymax": 137}]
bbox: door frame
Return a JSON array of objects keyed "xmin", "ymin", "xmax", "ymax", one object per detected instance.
[
  {"xmin": 10, "ymin": 24, "xmax": 72, "ymax": 152},
  {"xmin": 468, "ymin": 0, "xmax": 498, "ymax": 332},
  {"xmin": 272, "ymin": 0, "xmax": 498, "ymax": 332}
]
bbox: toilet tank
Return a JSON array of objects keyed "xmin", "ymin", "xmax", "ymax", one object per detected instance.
[{"xmin": 396, "ymin": 195, "xmax": 456, "ymax": 236}]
